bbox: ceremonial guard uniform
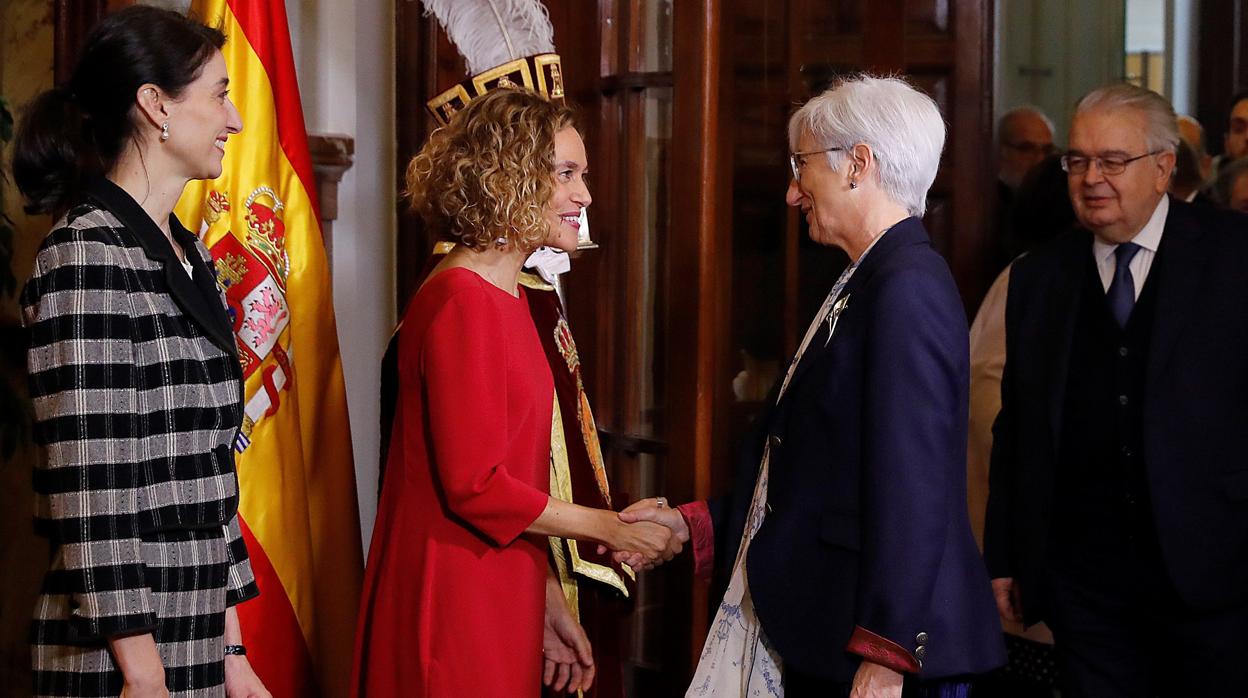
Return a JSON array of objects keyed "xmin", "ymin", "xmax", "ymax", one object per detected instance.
[{"xmin": 522, "ymin": 270, "xmax": 632, "ymax": 698}]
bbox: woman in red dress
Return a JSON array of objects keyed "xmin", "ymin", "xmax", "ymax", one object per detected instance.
[{"xmin": 352, "ymin": 89, "xmax": 674, "ymax": 697}]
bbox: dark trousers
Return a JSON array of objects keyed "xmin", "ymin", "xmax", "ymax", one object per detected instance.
[
  {"xmin": 784, "ymin": 667, "xmax": 972, "ymax": 698},
  {"xmin": 1046, "ymin": 565, "xmax": 1248, "ymax": 698},
  {"xmin": 973, "ymin": 634, "xmax": 1056, "ymax": 698}
]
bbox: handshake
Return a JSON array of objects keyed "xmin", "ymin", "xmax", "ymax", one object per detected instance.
[
  {"xmin": 543, "ymin": 497, "xmax": 694, "ymax": 693},
  {"xmin": 595, "ymin": 497, "xmax": 691, "ymax": 573}
]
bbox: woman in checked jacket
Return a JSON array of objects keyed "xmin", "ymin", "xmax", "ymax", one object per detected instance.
[{"xmin": 13, "ymin": 7, "xmax": 269, "ymax": 698}]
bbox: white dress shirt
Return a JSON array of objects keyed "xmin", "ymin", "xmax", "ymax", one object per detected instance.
[{"xmin": 1092, "ymin": 196, "xmax": 1169, "ymax": 300}]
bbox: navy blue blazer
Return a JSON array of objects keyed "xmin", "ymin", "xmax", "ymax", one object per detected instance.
[
  {"xmin": 710, "ymin": 218, "xmax": 1005, "ymax": 682},
  {"xmin": 985, "ymin": 198, "xmax": 1248, "ymax": 619}
]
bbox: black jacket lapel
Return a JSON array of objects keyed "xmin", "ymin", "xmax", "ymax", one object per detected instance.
[
  {"xmin": 1043, "ymin": 232, "xmax": 1090, "ymax": 450},
  {"xmin": 171, "ymin": 219, "xmax": 240, "ymax": 361},
  {"xmin": 1146, "ymin": 199, "xmax": 1205, "ymax": 386},
  {"xmin": 86, "ymin": 178, "xmax": 239, "ymax": 358}
]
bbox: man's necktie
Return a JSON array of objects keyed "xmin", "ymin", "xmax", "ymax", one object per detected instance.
[{"xmin": 1107, "ymin": 242, "xmax": 1142, "ymax": 327}]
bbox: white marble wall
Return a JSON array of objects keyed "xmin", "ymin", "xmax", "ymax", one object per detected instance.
[{"xmin": 287, "ymin": 0, "xmax": 396, "ymax": 550}]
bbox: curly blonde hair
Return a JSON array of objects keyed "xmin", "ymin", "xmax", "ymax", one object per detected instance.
[{"xmin": 406, "ymin": 89, "xmax": 577, "ymax": 251}]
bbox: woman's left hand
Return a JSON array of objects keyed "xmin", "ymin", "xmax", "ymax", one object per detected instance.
[
  {"xmin": 544, "ymin": 580, "xmax": 596, "ymax": 693},
  {"xmin": 224, "ymin": 655, "xmax": 272, "ymax": 698},
  {"xmin": 848, "ymin": 660, "xmax": 903, "ymax": 698}
]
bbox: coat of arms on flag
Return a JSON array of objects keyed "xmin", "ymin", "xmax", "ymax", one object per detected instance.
[{"xmin": 200, "ymin": 187, "xmax": 295, "ymax": 451}]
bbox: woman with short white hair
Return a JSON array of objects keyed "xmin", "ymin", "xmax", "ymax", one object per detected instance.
[
  {"xmin": 622, "ymin": 74, "xmax": 1005, "ymax": 698},
  {"xmin": 786, "ymin": 74, "xmax": 947, "ymax": 224}
]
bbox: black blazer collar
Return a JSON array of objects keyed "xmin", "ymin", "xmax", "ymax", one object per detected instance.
[
  {"xmin": 838, "ymin": 216, "xmax": 930, "ymax": 297},
  {"xmin": 1043, "ymin": 229, "xmax": 1095, "ymax": 447},
  {"xmin": 85, "ymin": 177, "xmax": 238, "ymax": 359}
]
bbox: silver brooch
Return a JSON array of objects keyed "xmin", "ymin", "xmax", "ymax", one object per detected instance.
[{"xmin": 825, "ymin": 294, "xmax": 851, "ymax": 346}]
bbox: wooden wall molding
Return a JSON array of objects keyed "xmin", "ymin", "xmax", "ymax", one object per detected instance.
[
  {"xmin": 53, "ymin": 0, "xmax": 105, "ymax": 84},
  {"xmin": 308, "ymin": 132, "xmax": 355, "ymax": 262},
  {"xmin": 53, "ymin": 0, "xmax": 132, "ymax": 84},
  {"xmin": 669, "ymin": 0, "xmax": 729, "ymax": 667}
]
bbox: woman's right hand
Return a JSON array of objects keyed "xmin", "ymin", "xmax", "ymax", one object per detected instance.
[
  {"xmin": 120, "ymin": 674, "xmax": 170, "ymax": 698},
  {"xmin": 109, "ymin": 633, "xmax": 168, "ymax": 698},
  {"xmin": 527, "ymin": 497, "xmax": 676, "ymax": 572},
  {"xmin": 606, "ymin": 518, "xmax": 675, "ymax": 570}
]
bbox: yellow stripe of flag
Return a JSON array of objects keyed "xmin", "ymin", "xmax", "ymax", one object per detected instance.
[{"xmin": 177, "ymin": 1, "xmax": 362, "ymax": 696}]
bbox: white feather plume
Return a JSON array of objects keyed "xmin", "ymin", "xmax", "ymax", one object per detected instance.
[{"xmin": 419, "ymin": 0, "xmax": 557, "ymax": 76}]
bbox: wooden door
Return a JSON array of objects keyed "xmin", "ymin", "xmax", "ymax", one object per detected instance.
[{"xmin": 1196, "ymin": 0, "xmax": 1248, "ymax": 155}]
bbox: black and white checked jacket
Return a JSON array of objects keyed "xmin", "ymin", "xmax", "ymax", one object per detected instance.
[{"xmin": 21, "ymin": 177, "xmax": 258, "ymax": 642}]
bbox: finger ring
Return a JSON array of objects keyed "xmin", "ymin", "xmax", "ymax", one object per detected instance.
[{"xmin": 656, "ymin": 497, "xmax": 667, "ymax": 508}]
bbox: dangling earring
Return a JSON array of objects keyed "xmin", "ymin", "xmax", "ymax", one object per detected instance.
[
  {"xmin": 849, "ymin": 180, "xmax": 858, "ymax": 190},
  {"xmin": 160, "ymin": 121, "xmax": 170, "ymax": 142},
  {"xmin": 494, "ymin": 235, "xmax": 508, "ymax": 247}
]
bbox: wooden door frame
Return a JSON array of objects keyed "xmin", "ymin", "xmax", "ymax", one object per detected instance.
[
  {"xmin": 667, "ymin": 0, "xmax": 731, "ymax": 665},
  {"xmin": 1196, "ymin": 0, "xmax": 1248, "ymax": 156},
  {"xmin": 53, "ymin": 0, "xmax": 133, "ymax": 84}
]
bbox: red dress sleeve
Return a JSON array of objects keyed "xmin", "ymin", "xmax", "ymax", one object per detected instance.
[
  {"xmin": 419, "ymin": 288, "xmax": 549, "ymax": 546},
  {"xmin": 676, "ymin": 500, "xmax": 715, "ymax": 581}
]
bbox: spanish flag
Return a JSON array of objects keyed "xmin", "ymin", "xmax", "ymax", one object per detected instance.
[{"xmin": 175, "ymin": 1, "xmax": 363, "ymax": 696}]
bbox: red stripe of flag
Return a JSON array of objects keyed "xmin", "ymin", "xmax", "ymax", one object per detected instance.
[
  {"xmin": 237, "ymin": 516, "xmax": 319, "ymax": 697},
  {"xmin": 221, "ymin": 0, "xmax": 323, "ymax": 222}
]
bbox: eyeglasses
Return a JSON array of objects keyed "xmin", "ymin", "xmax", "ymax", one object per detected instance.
[
  {"xmin": 1060, "ymin": 151, "xmax": 1161, "ymax": 176},
  {"xmin": 789, "ymin": 147, "xmax": 844, "ymax": 182}
]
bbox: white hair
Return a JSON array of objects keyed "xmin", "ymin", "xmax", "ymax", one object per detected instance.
[
  {"xmin": 1075, "ymin": 83, "xmax": 1180, "ymax": 154},
  {"xmin": 788, "ymin": 74, "xmax": 946, "ymax": 217}
]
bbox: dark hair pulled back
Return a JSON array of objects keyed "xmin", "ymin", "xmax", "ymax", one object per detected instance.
[{"xmin": 12, "ymin": 5, "xmax": 224, "ymax": 216}]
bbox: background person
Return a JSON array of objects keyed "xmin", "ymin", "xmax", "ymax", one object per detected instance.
[
  {"xmin": 990, "ymin": 106, "xmax": 1057, "ymax": 278},
  {"xmin": 997, "ymin": 107, "xmax": 1058, "ymax": 193},
  {"xmin": 1210, "ymin": 89, "xmax": 1248, "ymax": 176},
  {"xmin": 1170, "ymin": 139, "xmax": 1210, "ymax": 203},
  {"xmin": 1210, "ymin": 156, "xmax": 1248, "ymax": 213},
  {"xmin": 986, "ymin": 83, "xmax": 1248, "ymax": 697},
  {"xmin": 1176, "ymin": 114, "xmax": 1213, "ymax": 182},
  {"xmin": 967, "ymin": 155, "xmax": 1075, "ymax": 698}
]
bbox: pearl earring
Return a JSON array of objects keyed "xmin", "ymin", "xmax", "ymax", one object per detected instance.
[{"xmin": 160, "ymin": 121, "xmax": 170, "ymax": 142}]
